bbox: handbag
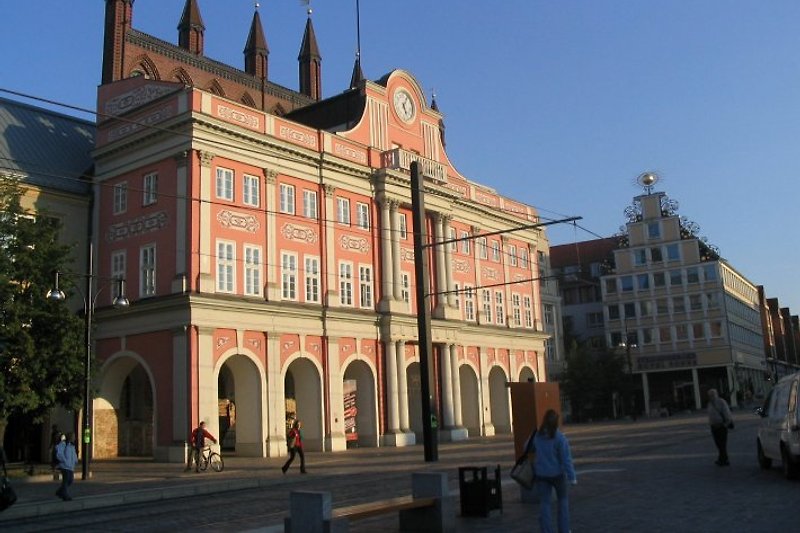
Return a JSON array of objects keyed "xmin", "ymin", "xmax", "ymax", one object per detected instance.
[
  {"xmin": 510, "ymin": 453, "xmax": 535, "ymax": 489},
  {"xmin": 0, "ymin": 450, "xmax": 17, "ymax": 512}
]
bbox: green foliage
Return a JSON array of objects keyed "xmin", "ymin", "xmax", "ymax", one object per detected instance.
[
  {"xmin": 0, "ymin": 177, "xmax": 85, "ymax": 423},
  {"xmin": 561, "ymin": 340, "xmax": 628, "ymax": 421}
]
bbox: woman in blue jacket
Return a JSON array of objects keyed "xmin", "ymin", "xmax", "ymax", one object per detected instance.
[
  {"xmin": 531, "ymin": 409, "xmax": 577, "ymax": 533},
  {"xmin": 55, "ymin": 432, "xmax": 78, "ymax": 501}
]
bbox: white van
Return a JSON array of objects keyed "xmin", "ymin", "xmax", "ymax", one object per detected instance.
[{"xmin": 756, "ymin": 371, "xmax": 800, "ymax": 479}]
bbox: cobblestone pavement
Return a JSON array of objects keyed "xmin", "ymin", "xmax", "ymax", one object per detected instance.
[{"xmin": 2, "ymin": 411, "xmax": 798, "ymax": 532}]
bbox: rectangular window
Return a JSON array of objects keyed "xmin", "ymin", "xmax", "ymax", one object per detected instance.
[
  {"xmin": 673, "ymin": 296, "xmax": 686, "ymax": 313},
  {"xmin": 650, "ymin": 247, "xmax": 663, "ymax": 262},
  {"xmin": 689, "ymin": 294, "xmax": 702, "ymax": 311},
  {"xmin": 401, "ymin": 272, "xmax": 410, "ymax": 305},
  {"xmin": 621, "ymin": 276, "xmax": 633, "ymax": 292},
  {"xmin": 703, "ymin": 264, "xmax": 718, "ymax": 282},
  {"xmin": 509, "ymin": 244, "xmax": 518, "ymax": 266},
  {"xmin": 305, "ymin": 256, "xmax": 320, "ymax": 303},
  {"xmin": 243, "ymin": 174, "xmax": 260, "ymax": 207},
  {"xmin": 477, "ymin": 238, "xmax": 488, "ymax": 260},
  {"xmin": 454, "ymin": 283, "xmax": 461, "ymax": 316},
  {"xmin": 512, "ymin": 293, "xmax": 522, "ymax": 326},
  {"xmin": 692, "ymin": 323, "xmax": 705, "ymax": 340},
  {"xmin": 637, "ymin": 273, "xmax": 650, "ymax": 290},
  {"xmin": 449, "ymin": 229, "xmax": 458, "ymax": 252},
  {"xmin": 357, "ymin": 202, "xmax": 370, "ymax": 230},
  {"xmin": 639, "ymin": 300, "xmax": 652, "ymax": 317},
  {"xmin": 281, "ymin": 253, "xmax": 297, "ymax": 300},
  {"xmin": 339, "ymin": 262, "xmax": 353, "ymax": 306},
  {"xmin": 648, "ymin": 222, "xmax": 661, "ymax": 239},
  {"xmin": 659, "ymin": 326, "xmax": 672, "ymax": 343},
  {"xmin": 706, "ymin": 292, "xmax": 720, "ymax": 309},
  {"xmin": 653, "ymin": 272, "xmax": 666, "ymax": 287},
  {"xmin": 519, "ymin": 248, "xmax": 529, "ymax": 269},
  {"xmin": 359, "ymin": 265, "xmax": 373, "ymax": 308},
  {"xmin": 666, "ymin": 243, "xmax": 680, "ymax": 261},
  {"xmin": 675, "ymin": 324, "xmax": 688, "ymax": 340},
  {"xmin": 605, "ymin": 278, "xmax": 617, "ymax": 294},
  {"xmin": 656, "ymin": 298, "xmax": 669, "ymax": 315},
  {"xmin": 139, "ymin": 244, "xmax": 156, "ymax": 297},
  {"xmin": 642, "ymin": 328, "xmax": 654, "ymax": 345},
  {"xmin": 303, "ymin": 190, "xmax": 318, "ymax": 219},
  {"xmin": 465, "ymin": 286, "xmax": 476, "ymax": 321},
  {"xmin": 113, "ymin": 182, "xmax": 128, "ymax": 214},
  {"xmin": 111, "ymin": 250, "xmax": 126, "ymax": 303},
  {"xmin": 398, "ymin": 213, "xmax": 407, "ymax": 239},
  {"xmin": 244, "ymin": 245, "xmax": 262, "ymax": 296},
  {"xmin": 710, "ymin": 321, "xmax": 723, "ymax": 337},
  {"xmin": 143, "ymin": 172, "xmax": 158, "ymax": 206},
  {"xmin": 670, "ymin": 270, "xmax": 682, "ymax": 286},
  {"xmin": 216, "ymin": 168, "xmax": 233, "ymax": 200},
  {"xmin": 624, "ymin": 302, "xmax": 636, "ymax": 319},
  {"xmin": 337, "ymin": 197, "xmax": 351, "ymax": 225},
  {"xmin": 634, "ymin": 249, "xmax": 647, "ymax": 266},
  {"xmin": 491, "ymin": 241, "xmax": 501, "ymax": 262},
  {"xmin": 495, "ymin": 291, "xmax": 505, "ymax": 325},
  {"xmin": 482, "ymin": 290, "xmax": 493, "ymax": 323},
  {"xmin": 217, "ymin": 241, "xmax": 235, "ymax": 293},
  {"xmin": 460, "ymin": 231, "xmax": 471, "ymax": 254},
  {"xmin": 523, "ymin": 296, "xmax": 533, "ymax": 328},
  {"xmin": 280, "ymin": 183, "xmax": 295, "ymax": 214},
  {"xmin": 607, "ymin": 304, "xmax": 620, "ymax": 320},
  {"xmin": 686, "ymin": 267, "xmax": 699, "ymax": 284}
]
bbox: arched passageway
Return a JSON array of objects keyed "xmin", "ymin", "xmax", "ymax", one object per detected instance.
[
  {"xmin": 343, "ymin": 359, "xmax": 378, "ymax": 447},
  {"xmin": 284, "ymin": 358, "xmax": 323, "ymax": 451},
  {"xmin": 218, "ymin": 354, "xmax": 263, "ymax": 456},
  {"xmin": 489, "ymin": 366, "xmax": 511, "ymax": 433},
  {"xmin": 459, "ymin": 365, "xmax": 481, "ymax": 437}
]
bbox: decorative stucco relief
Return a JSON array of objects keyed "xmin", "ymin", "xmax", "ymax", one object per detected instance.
[{"xmin": 106, "ymin": 211, "xmax": 168, "ymax": 242}]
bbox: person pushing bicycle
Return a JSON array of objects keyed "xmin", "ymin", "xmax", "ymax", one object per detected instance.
[{"xmin": 186, "ymin": 421, "xmax": 217, "ymax": 472}]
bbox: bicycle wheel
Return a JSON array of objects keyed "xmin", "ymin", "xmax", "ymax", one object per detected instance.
[
  {"xmin": 199, "ymin": 452, "xmax": 209, "ymax": 471},
  {"xmin": 209, "ymin": 452, "xmax": 224, "ymax": 472}
]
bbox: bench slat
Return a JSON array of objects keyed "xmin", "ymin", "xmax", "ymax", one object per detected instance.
[{"xmin": 332, "ymin": 496, "xmax": 437, "ymax": 521}]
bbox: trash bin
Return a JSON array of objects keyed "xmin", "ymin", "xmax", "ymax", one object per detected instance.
[{"xmin": 458, "ymin": 465, "xmax": 503, "ymax": 517}]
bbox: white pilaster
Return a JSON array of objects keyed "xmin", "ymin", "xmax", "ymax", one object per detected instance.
[
  {"xmin": 264, "ymin": 169, "xmax": 279, "ymax": 300},
  {"xmin": 442, "ymin": 215, "xmax": 456, "ymax": 308},
  {"xmin": 198, "ymin": 151, "xmax": 215, "ymax": 292},
  {"xmin": 324, "ymin": 185, "xmax": 338, "ymax": 305},
  {"xmin": 390, "ymin": 201, "xmax": 402, "ymax": 300},
  {"xmin": 172, "ymin": 152, "xmax": 188, "ymax": 293},
  {"xmin": 397, "ymin": 340, "xmax": 410, "ymax": 432},
  {"xmin": 266, "ymin": 333, "xmax": 285, "ymax": 456},
  {"xmin": 326, "ymin": 337, "xmax": 347, "ymax": 451},
  {"xmin": 479, "ymin": 347, "xmax": 495, "ymax": 436},
  {"xmin": 379, "ymin": 198, "xmax": 394, "ymax": 308}
]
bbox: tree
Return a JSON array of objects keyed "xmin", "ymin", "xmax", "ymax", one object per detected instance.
[
  {"xmin": 561, "ymin": 340, "xmax": 628, "ymax": 422},
  {"xmin": 0, "ymin": 177, "xmax": 84, "ymax": 446}
]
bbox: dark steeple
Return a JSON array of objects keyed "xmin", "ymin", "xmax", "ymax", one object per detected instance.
[
  {"xmin": 298, "ymin": 10, "xmax": 322, "ymax": 101},
  {"xmin": 178, "ymin": 0, "xmax": 205, "ymax": 55},
  {"xmin": 244, "ymin": 6, "xmax": 269, "ymax": 80},
  {"xmin": 102, "ymin": 0, "xmax": 134, "ymax": 84},
  {"xmin": 349, "ymin": 53, "xmax": 364, "ymax": 89}
]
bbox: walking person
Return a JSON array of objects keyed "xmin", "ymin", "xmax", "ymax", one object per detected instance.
[
  {"xmin": 529, "ymin": 409, "xmax": 577, "ymax": 533},
  {"xmin": 707, "ymin": 388, "xmax": 734, "ymax": 466},
  {"xmin": 54, "ymin": 433, "xmax": 78, "ymax": 501},
  {"xmin": 282, "ymin": 420, "xmax": 306, "ymax": 474},
  {"xmin": 186, "ymin": 421, "xmax": 217, "ymax": 472}
]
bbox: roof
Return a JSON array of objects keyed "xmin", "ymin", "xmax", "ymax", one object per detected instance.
[
  {"xmin": 550, "ymin": 237, "xmax": 618, "ymax": 268},
  {"xmin": 284, "ymin": 88, "xmax": 365, "ymax": 131},
  {"xmin": 0, "ymin": 96, "xmax": 94, "ymax": 195}
]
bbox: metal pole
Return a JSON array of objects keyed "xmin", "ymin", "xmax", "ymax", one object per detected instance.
[
  {"xmin": 410, "ymin": 162, "xmax": 438, "ymax": 462},
  {"xmin": 82, "ymin": 242, "xmax": 94, "ymax": 480}
]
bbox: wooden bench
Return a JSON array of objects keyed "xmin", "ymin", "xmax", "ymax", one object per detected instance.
[{"xmin": 284, "ymin": 472, "xmax": 454, "ymax": 532}]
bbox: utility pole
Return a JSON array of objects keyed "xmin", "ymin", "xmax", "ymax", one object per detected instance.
[{"xmin": 410, "ymin": 161, "xmax": 438, "ymax": 462}]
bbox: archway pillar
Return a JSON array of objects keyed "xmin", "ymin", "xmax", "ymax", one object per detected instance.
[
  {"xmin": 438, "ymin": 343, "xmax": 468, "ymax": 443},
  {"xmin": 325, "ymin": 337, "xmax": 347, "ymax": 452},
  {"xmin": 197, "ymin": 327, "xmax": 220, "ymax": 447},
  {"xmin": 265, "ymin": 333, "xmax": 285, "ymax": 457},
  {"xmin": 156, "ymin": 327, "xmax": 190, "ymax": 462},
  {"xmin": 382, "ymin": 340, "xmax": 415, "ymax": 447},
  {"xmin": 479, "ymin": 347, "xmax": 495, "ymax": 437}
]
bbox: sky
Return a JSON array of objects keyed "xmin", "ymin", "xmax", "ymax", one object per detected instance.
[{"xmin": 1, "ymin": 1, "xmax": 798, "ymax": 312}]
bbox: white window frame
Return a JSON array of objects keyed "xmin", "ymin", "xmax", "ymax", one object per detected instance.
[
  {"xmin": 143, "ymin": 172, "xmax": 158, "ymax": 206},
  {"xmin": 357, "ymin": 202, "xmax": 370, "ymax": 230},
  {"xmin": 305, "ymin": 256, "xmax": 320, "ymax": 303},
  {"xmin": 216, "ymin": 167, "xmax": 234, "ymax": 201},
  {"xmin": 303, "ymin": 189, "xmax": 318, "ymax": 219},
  {"xmin": 512, "ymin": 293, "xmax": 522, "ymax": 326},
  {"xmin": 449, "ymin": 229, "xmax": 458, "ymax": 252},
  {"xmin": 464, "ymin": 285, "xmax": 475, "ymax": 321},
  {"xmin": 460, "ymin": 231, "xmax": 471, "ymax": 254},
  {"xmin": 519, "ymin": 248, "xmax": 529, "ymax": 269},
  {"xmin": 281, "ymin": 252, "xmax": 298, "ymax": 300},
  {"xmin": 337, "ymin": 197, "xmax": 351, "ymax": 225},
  {"xmin": 509, "ymin": 244, "xmax": 517, "ymax": 266},
  {"xmin": 523, "ymin": 296, "xmax": 533, "ymax": 328},
  {"xmin": 359, "ymin": 264, "xmax": 373, "ymax": 308},
  {"xmin": 244, "ymin": 244, "xmax": 262, "ymax": 296},
  {"xmin": 243, "ymin": 174, "xmax": 260, "ymax": 207},
  {"xmin": 495, "ymin": 290, "xmax": 505, "ymax": 325},
  {"xmin": 401, "ymin": 272, "xmax": 411, "ymax": 307},
  {"xmin": 454, "ymin": 283, "xmax": 461, "ymax": 316},
  {"xmin": 113, "ymin": 181, "xmax": 128, "ymax": 214},
  {"xmin": 111, "ymin": 250, "xmax": 126, "ymax": 304},
  {"xmin": 398, "ymin": 213, "xmax": 407, "ymax": 239},
  {"xmin": 280, "ymin": 183, "xmax": 295, "ymax": 215},
  {"xmin": 216, "ymin": 240, "xmax": 235, "ymax": 294},
  {"xmin": 139, "ymin": 244, "xmax": 156, "ymax": 297},
  {"xmin": 477, "ymin": 237, "xmax": 488, "ymax": 260},
  {"xmin": 482, "ymin": 290, "xmax": 492, "ymax": 323},
  {"xmin": 339, "ymin": 262, "xmax": 354, "ymax": 306},
  {"xmin": 491, "ymin": 241, "xmax": 501, "ymax": 262}
]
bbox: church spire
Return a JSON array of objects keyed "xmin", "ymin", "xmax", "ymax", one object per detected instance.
[
  {"xmin": 349, "ymin": 53, "xmax": 364, "ymax": 89},
  {"xmin": 178, "ymin": 0, "xmax": 205, "ymax": 55},
  {"xmin": 298, "ymin": 9, "xmax": 322, "ymax": 101},
  {"xmin": 102, "ymin": 0, "xmax": 134, "ymax": 84},
  {"xmin": 244, "ymin": 3, "xmax": 269, "ymax": 80}
]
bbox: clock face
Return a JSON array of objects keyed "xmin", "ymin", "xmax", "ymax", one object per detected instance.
[{"xmin": 393, "ymin": 88, "xmax": 415, "ymax": 123}]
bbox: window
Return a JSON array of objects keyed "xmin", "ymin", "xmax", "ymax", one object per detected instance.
[
  {"xmin": 401, "ymin": 272, "xmax": 410, "ymax": 305},
  {"xmin": 703, "ymin": 264, "xmax": 718, "ymax": 281},
  {"xmin": 607, "ymin": 304, "xmax": 620, "ymax": 320},
  {"xmin": 637, "ymin": 273, "xmax": 650, "ymax": 290},
  {"xmin": 280, "ymin": 183, "xmax": 295, "ymax": 214},
  {"xmin": 491, "ymin": 241, "xmax": 501, "ymax": 262},
  {"xmin": 642, "ymin": 328, "xmax": 654, "ymax": 345},
  {"xmin": 243, "ymin": 174, "xmax": 260, "ymax": 207},
  {"xmin": 477, "ymin": 237, "xmax": 488, "ymax": 260},
  {"xmin": 675, "ymin": 324, "xmax": 688, "ymax": 340},
  {"xmin": 587, "ymin": 312, "xmax": 604, "ymax": 328},
  {"xmin": 449, "ymin": 229, "xmax": 458, "ymax": 252},
  {"xmin": 519, "ymin": 248, "xmax": 529, "ymax": 269},
  {"xmin": 482, "ymin": 290, "xmax": 493, "ymax": 323},
  {"xmin": 509, "ymin": 245, "xmax": 517, "ymax": 266},
  {"xmin": 640, "ymin": 301, "xmax": 653, "ymax": 317},
  {"xmin": 460, "ymin": 231, "xmax": 471, "ymax": 254},
  {"xmin": 216, "ymin": 241, "xmax": 235, "ymax": 293},
  {"xmin": 111, "ymin": 250, "xmax": 126, "ymax": 303},
  {"xmin": 305, "ymin": 256, "xmax": 320, "ymax": 303},
  {"xmin": 495, "ymin": 291, "xmax": 505, "ymax": 325},
  {"xmin": 673, "ymin": 296, "xmax": 686, "ymax": 313},
  {"xmin": 143, "ymin": 172, "xmax": 158, "ymax": 206},
  {"xmin": 464, "ymin": 286, "xmax": 476, "ymax": 321},
  {"xmin": 689, "ymin": 294, "xmax": 702, "ymax": 311},
  {"xmin": 244, "ymin": 245, "xmax": 262, "ymax": 296},
  {"xmin": 650, "ymin": 247, "xmax": 663, "ymax": 262},
  {"xmin": 605, "ymin": 278, "xmax": 617, "ymax": 294},
  {"xmin": 357, "ymin": 202, "xmax": 370, "ymax": 230},
  {"xmin": 281, "ymin": 253, "xmax": 297, "ymax": 300},
  {"xmin": 692, "ymin": 323, "xmax": 705, "ymax": 340},
  {"xmin": 670, "ymin": 270, "xmax": 682, "ymax": 286},
  {"xmin": 454, "ymin": 283, "xmax": 461, "ymax": 315},
  {"xmin": 337, "ymin": 197, "xmax": 351, "ymax": 225},
  {"xmin": 216, "ymin": 168, "xmax": 233, "ymax": 200},
  {"xmin": 659, "ymin": 326, "xmax": 672, "ymax": 343},
  {"xmin": 656, "ymin": 298, "xmax": 669, "ymax": 315},
  {"xmin": 339, "ymin": 262, "xmax": 353, "ymax": 306},
  {"xmin": 359, "ymin": 265, "xmax": 373, "ymax": 308},
  {"xmin": 653, "ymin": 272, "xmax": 666, "ymax": 288},
  {"xmin": 398, "ymin": 213, "xmax": 407, "ymax": 239},
  {"xmin": 139, "ymin": 244, "xmax": 156, "ymax": 297},
  {"xmin": 621, "ymin": 276, "xmax": 633, "ymax": 292},
  {"xmin": 624, "ymin": 302, "xmax": 636, "ymax": 319},
  {"xmin": 666, "ymin": 243, "xmax": 680, "ymax": 261},
  {"xmin": 709, "ymin": 321, "xmax": 722, "ymax": 337},
  {"xmin": 634, "ymin": 249, "xmax": 647, "ymax": 266},
  {"xmin": 648, "ymin": 222, "xmax": 661, "ymax": 239},
  {"xmin": 512, "ymin": 293, "xmax": 522, "ymax": 326},
  {"xmin": 303, "ymin": 190, "xmax": 318, "ymax": 219},
  {"xmin": 523, "ymin": 296, "xmax": 533, "ymax": 328},
  {"xmin": 113, "ymin": 182, "xmax": 128, "ymax": 214},
  {"xmin": 706, "ymin": 292, "xmax": 720, "ymax": 309},
  {"xmin": 686, "ymin": 267, "xmax": 699, "ymax": 284}
]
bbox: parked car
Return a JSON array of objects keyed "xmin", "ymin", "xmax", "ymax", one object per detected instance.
[{"xmin": 756, "ymin": 371, "xmax": 800, "ymax": 479}]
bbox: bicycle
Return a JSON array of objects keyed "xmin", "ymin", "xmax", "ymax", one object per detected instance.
[{"xmin": 198, "ymin": 446, "xmax": 224, "ymax": 472}]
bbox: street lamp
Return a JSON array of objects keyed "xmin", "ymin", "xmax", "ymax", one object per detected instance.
[
  {"xmin": 618, "ymin": 328, "xmax": 638, "ymax": 420},
  {"xmin": 46, "ymin": 250, "xmax": 128, "ymax": 480}
]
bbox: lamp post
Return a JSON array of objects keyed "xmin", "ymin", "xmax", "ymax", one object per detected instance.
[
  {"xmin": 618, "ymin": 324, "xmax": 638, "ymax": 420},
  {"xmin": 46, "ymin": 245, "xmax": 128, "ymax": 480}
]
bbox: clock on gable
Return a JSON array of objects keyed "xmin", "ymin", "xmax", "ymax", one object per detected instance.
[{"xmin": 393, "ymin": 88, "xmax": 416, "ymax": 123}]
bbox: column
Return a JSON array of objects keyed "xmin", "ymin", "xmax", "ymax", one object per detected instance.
[
  {"xmin": 390, "ymin": 201, "xmax": 402, "ymax": 300},
  {"xmin": 326, "ymin": 337, "xmax": 347, "ymax": 451},
  {"xmin": 397, "ymin": 340, "xmax": 410, "ymax": 432},
  {"xmin": 472, "ymin": 225, "xmax": 484, "ymax": 324},
  {"xmin": 501, "ymin": 236, "xmax": 512, "ymax": 327},
  {"xmin": 643, "ymin": 372, "xmax": 652, "ymax": 417},
  {"xmin": 264, "ymin": 169, "xmax": 279, "ymax": 300},
  {"xmin": 692, "ymin": 368, "xmax": 702, "ymax": 410},
  {"xmin": 172, "ymin": 152, "xmax": 189, "ymax": 294},
  {"xmin": 479, "ymin": 347, "xmax": 495, "ymax": 436},
  {"xmin": 167, "ymin": 326, "xmax": 188, "ymax": 462},
  {"xmin": 266, "ymin": 333, "xmax": 285, "ymax": 456},
  {"xmin": 379, "ymin": 198, "xmax": 394, "ymax": 307},
  {"xmin": 442, "ymin": 215, "xmax": 456, "ymax": 308},
  {"xmin": 197, "ymin": 151, "xmax": 215, "ymax": 292},
  {"xmin": 383, "ymin": 340, "xmax": 400, "ymax": 433},
  {"xmin": 434, "ymin": 213, "xmax": 447, "ymax": 315},
  {"xmin": 196, "ymin": 327, "xmax": 219, "ymax": 442},
  {"xmin": 440, "ymin": 343, "xmax": 454, "ymax": 428},
  {"xmin": 450, "ymin": 345, "xmax": 464, "ymax": 428},
  {"xmin": 324, "ymin": 185, "xmax": 337, "ymax": 304}
]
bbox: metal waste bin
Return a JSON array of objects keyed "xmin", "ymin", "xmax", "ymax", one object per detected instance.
[{"xmin": 458, "ymin": 465, "xmax": 503, "ymax": 517}]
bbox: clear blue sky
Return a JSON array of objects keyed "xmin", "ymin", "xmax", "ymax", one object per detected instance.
[{"xmin": 2, "ymin": 1, "xmax": 798, "ymax": 312}]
